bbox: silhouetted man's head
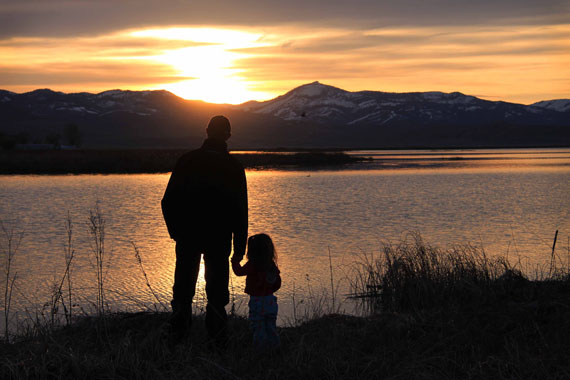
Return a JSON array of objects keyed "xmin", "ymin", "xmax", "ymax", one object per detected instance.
[{"xmin": 207, "ymin": 115, "xmax": 231, "ymax": 141}]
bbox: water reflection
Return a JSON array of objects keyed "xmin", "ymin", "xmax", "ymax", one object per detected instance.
[
  {"xmin": 348, "ymin": 147, "xmax": 570, "ymax": 171},
  {"xmin": 0, "ymin": 149, "xmax": 569, "ymax": 326}
]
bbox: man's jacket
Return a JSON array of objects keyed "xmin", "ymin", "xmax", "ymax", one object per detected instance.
[{"xmin": 161, "ymin": 138, "xmax": 248, "ymax": 256}]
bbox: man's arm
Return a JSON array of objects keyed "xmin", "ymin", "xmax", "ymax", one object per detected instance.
[
  {"xmin": 232, "ymin": 164, "xmax": 248, "ymax": 259},
  {"xmin": 231, "ymin": 260, "xmax": 250, "ymax": 276},
  {"xmin": 161, "ymin": 159, "xmax": 184, "ymax": 241}
]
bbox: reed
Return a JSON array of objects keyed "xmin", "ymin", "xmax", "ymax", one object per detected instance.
[
  {"xmin": 350, "ymin": 232, "xmax": 570, "ymax": 314},
  {"xmin": 131, "ymin": 242, "xmax": 168, "ymax": 312},
  {"xmin": 63, "ymin": 212, "xmax": 75, "ymax": 324},
  {"xmin": 88, "ymin": 204, "xmax": 107, "ymax": 317},
  {"xmin": 0, "ymin": 222, "xmax": 23, "ymax": 343},
  {"xmin": 328, "ymin": 247, "xmax": 337, "ymax": 312},
  {"xmin": 45, "ymin": 214, "xmax": 76, "ymax": 327}
]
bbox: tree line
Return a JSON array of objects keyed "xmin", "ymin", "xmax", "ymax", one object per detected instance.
[{"xmin": 0, "ymin": 124, "xmax": 82, "ymax": 150}]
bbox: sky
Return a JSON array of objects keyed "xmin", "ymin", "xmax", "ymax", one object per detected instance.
[{"xmin": 0, "ymin": 0, "xmax": 569, "ymax": 104}]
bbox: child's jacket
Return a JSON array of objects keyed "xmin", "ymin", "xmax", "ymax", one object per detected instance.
[{"xmin": 232, "ymin": 261, "xmax": 281, "ymax": 296}]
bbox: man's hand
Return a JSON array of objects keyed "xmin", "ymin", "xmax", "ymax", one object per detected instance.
[{"xmin": 231, "ymin": 254, "xmax": 243, "ymax": 264}]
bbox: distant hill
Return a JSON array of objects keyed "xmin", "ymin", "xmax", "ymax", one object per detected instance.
[
  {"xmin": 1, "ymin": 83, "xmax": 569, "ymax": 149},
  {"xmin": 531, "ymin": 99, "xmax": 570, "ymax": 113}
]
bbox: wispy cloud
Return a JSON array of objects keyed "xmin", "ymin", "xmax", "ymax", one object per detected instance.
[
  {"xmin": 0, "ymin": 31, "xmax": 201, "ymax": 92},
  {"xmin": 0, "ymin": 17, "xmax": 568, "ymax": 103},
  {"xmin": 226, "ymin": 24, "xmax": 570, "ymax": 102}
]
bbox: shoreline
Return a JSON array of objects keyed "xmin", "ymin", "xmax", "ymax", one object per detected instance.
[
  {"xmin": 0, "ymin": 149, "xmax": 367, "ymax": 175},
  {"xmin": 2, "ymin": 147, "xmax": 569, "ymax": 175},
  {"xmin": 263, "ymin": 144, "xmax": 570, "ymax": 152}
]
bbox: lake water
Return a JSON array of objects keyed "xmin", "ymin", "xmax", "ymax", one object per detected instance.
[{"xmin": 1, "ymin": 148, "xmax": 569, "ymax": 328}]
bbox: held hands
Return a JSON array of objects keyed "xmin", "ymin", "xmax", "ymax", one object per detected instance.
[
  {"xmin": 231, "ymin": 253, "xmax": 243, "ymax": 264},
  {"xmin": 231, "ymin": 253, "xmax": 245, "ymax": 276},
  {"xmin": 231, "ymin": 259, "xmax": 241, "ymax": 273}
]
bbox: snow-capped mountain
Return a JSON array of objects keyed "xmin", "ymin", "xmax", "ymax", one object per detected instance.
[
  {"xmin": 238, "ymin": 81, "xmax": 568, "ymax": 127},
  {"xmin": 0, "ymin": 88, "xmax": 230, "ymax": 147},
  {"xmin": 240, "ymin": 82, "xmax": 356, "ymax": 121},
  {"xmin": 1, "ymin": 83, "xmax": 568, "ymax": 148},
  {"xmin": 0, "ymin": 88, "xmax": 180, "ymax": 117},
  {"xmin": 532, "ymin": 99, "xmax": 570, "ymax": 113}
]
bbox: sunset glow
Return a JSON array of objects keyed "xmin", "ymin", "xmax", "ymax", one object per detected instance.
[
  {"xmin": 128, "ymin": 28, "xmax": 273, "ymax": 103},
  {"xmin": 1, "ymin": 2, "xmax": 570, "ymax": 370},
  {"xmin": 0, "ymin": 3, "xmax": 569, "ymax": 104}
]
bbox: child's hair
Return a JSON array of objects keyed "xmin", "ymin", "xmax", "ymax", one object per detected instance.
[{"xmin": 246, "ymin": 233, "xmax": 277, "ymax": 271}]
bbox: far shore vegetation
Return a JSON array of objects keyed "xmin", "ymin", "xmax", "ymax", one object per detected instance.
[
  {"xmin": 0, "ymin": 149, "xmax": 366, "ymax": 174},
  {"xmin": 1, "ymin": 206, "xmax": 569, "ymax": 379}
]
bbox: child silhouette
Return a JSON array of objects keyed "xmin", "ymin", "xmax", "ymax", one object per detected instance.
[{"xmin": 232, "ymin": 233, "xmax": 281, "ymax": 349}]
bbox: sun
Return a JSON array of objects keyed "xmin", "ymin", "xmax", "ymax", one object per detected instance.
[{"xmin": 130, "ymin": 27, "xmax": 273, "ymax": 104}]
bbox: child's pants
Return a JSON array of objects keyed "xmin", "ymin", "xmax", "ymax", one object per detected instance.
[{"xmin": 248, "ymin": 295, "xmax": 279, "ymax": 348}]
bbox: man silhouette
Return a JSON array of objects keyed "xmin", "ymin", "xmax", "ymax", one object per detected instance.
[{"xmin": 161, "ymin": 115, "xmax": 248, "ymax": 343}]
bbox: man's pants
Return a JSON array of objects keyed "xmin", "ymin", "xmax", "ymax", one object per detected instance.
[{"xmin": 171, "ymin": 236, "xmax": 231, "ymax": 339}]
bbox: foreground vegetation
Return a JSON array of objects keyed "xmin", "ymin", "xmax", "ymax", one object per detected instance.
[
  {"xmin": 0, "ymin": 149, "xmax": 363, "ymax": 174},
  {"xmin": 2, "ymin": 302, "xmax": 570, "ymax": 380},
  {"xmin": 2, "ymin": 236, "xmax": 569, "ymax": 379}
]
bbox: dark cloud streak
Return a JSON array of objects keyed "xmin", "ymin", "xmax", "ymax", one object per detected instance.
[
  {"xmin": 0, "ymin": 61, "xmax": 191, "ymax": 86},
  {"xmin": 231, "ymin": 29, "xmax": 568, "ymax": 61},
  {"xmin": 0, "ymin": 0, "xmax": 568, "ymax": 38},
  {"xmin": 0, "ymin": 38, "xmax": 211, "ymax": 49}
]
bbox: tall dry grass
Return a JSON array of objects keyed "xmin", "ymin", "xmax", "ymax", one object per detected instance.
[
  {"xmin": 0, "ymin": 222, "xmax": 23, "ymax": 343},
  {"xmin": 350, "ymin": 233, "xmax": 569, "ymax": 313},
  {"xmin": 88, "ymin": 204, "xmax": 110, "ymax": 317},
  {"xmin": 1, "ymin": 231, "xmax": 570, "ymax": 379}
]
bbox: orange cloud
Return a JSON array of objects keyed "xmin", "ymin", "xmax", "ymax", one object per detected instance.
[{"xmin": 0, "ymin": 24, "xmax": 568, "ymax": 104}]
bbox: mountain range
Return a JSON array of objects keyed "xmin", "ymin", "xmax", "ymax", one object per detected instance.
[{"xmin": 1, "ymin": 82, "xmax": 569, "ymax": 148}]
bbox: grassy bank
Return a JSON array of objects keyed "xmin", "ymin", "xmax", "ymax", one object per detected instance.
[
  {"xmin": 2, "ymin": 237, "xmax": 569, "ymax": 379},
  {"xmin": 0, "ymin": 149, "xmax": 364, "ymax": 174},
  {"xmin": 2, "ymin": 298, "xmax": 569, "ymax": 379}
]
